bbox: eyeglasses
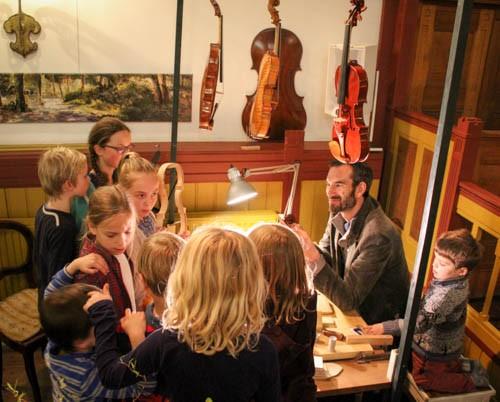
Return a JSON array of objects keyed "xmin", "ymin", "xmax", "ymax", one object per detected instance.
[{"xmin": 103, "ymin": 144, "xmax": 133, "ymax": 154}]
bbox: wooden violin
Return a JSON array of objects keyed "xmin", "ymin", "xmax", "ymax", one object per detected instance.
[
  {"xmin": 243, "ymin": 0, "xmax": 306, "ymax": 141},
  {"xmin": 156, "ymin": 162, "xmax": 189, "ymax": 237},
  {"xmin": 199, "ymin": 0, "xmax": 224, "ymax": 131},
  {"xmin": 3, "ymin": 0, "xmax": 41, "ymax": 58},
  {"xmin": 329, "ymin": 0, "xmax": 369, "ymax": 164}
]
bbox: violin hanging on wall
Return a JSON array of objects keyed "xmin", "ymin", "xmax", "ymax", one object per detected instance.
[
  {"xmin": 242, "ymin": 0, "xmax": 306, "ymax": 141},
  {"xmin": 199, "ymin": 0, "xmax": 224, "ymax": 130},
  {"xmin": 329, "ymin": 0, "xmax": 369, "ymax": 163}
]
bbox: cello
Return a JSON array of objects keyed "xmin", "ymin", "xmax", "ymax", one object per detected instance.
[
  {"xmin": 243, "ymin": 0, "xmax": 306, "ymax": 141},
  {"xmin": 199, "ymin": 0, "xmax": 224, "ymax": 130},
  {"xmin": 329, "ymin": 0, "xmax": 369, "ymax": 164}
]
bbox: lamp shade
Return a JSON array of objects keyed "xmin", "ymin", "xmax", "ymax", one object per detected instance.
[{"xmin": 226, "ymin": 167, "xmax": 258, "ymax": 205}]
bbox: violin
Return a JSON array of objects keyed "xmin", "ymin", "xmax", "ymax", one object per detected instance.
[
  {"xmin": 3, "ymin": 0, "xmax": 41, "ymax": 58},
  {"xmin": 199, "ymin": 0, "xmax": 224, "ymax": 131},
  {"xmin": 243, "ymin": 0, "xmax": 306, "ymax": 141},
  {"xmin": 329, "ymin": 0, "xmax": 369, "ymax": 164},
  {"xmin": 156, "ymin": 163, "xmax": 189, "ymax": 237}
]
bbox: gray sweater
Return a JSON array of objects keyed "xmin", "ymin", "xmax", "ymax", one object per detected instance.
[{"xmin": 383, "ymin": 276, "xmax": 469, "ymax": 358}]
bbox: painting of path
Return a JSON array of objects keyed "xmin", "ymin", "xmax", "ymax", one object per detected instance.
[{"xmin": 0, "ymin": 73, "xmax": 192, "ymax": 123}]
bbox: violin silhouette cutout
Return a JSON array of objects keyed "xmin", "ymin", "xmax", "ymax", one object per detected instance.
[
  {"xmin": 330, "ymin": 0, "xmax": 369, "ymax": 164},
  {"xmin": 3, "ymin": 0, "xmax": 41, "ymax": 58}
]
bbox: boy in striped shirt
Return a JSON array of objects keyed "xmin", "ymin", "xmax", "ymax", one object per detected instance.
[{"xmin": 40, "ymin": 254, "xmax": 156, "ymax": 401}]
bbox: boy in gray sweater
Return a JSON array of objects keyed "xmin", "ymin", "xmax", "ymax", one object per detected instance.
[{"xmin": 364, "ymin": 229, "xmax": 482, "ymax": 393}]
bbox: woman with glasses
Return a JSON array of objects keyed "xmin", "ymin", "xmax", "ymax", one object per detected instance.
[
  {"xmin": 88, "ymin": 117, "xmax": 133, "ymax": 188},
  {"xmin": 71, "ymin": 117, "xmax": 132, "ymax": 234}
]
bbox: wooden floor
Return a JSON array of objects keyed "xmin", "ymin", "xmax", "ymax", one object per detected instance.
[{"xmin": 1, "ymin": 344, "xmax": 52, "ymax": 402}]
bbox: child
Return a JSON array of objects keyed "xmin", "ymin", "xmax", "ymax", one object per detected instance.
[
  {"xmin": 364, "ymin": 229, "xmax": 482, "ymax": 393},
  {"xmin": 249, "ymin": 223, "xmax": 317, "ymax": 402},
  {"xmin": 34, "ymin": 146, "xmax": 89, "ymax": 299},
  {"xmin": 41, "ymin": 254, "xmax": 155, "ymax": 401},
  {"xmin": 71, "ymin": 117, "xmax": 131, "ymax": 233},
  {"xmin": 75, "ymin": 185, "xmax": 137, "ymax": 351},
  {"xmin": 117, "ymin": 152, "xmax": 160, "ymax": 265},
  {"xmin": 88, "ymin": 116, "xmax": 132, "ymax": 188},
  {"xmin": 85, "ymin": 227, "xmax": 280, "ymax": 401},
  {"xmin": 136, "ymin": 232, "xmax": 185, "ymax": 333}
]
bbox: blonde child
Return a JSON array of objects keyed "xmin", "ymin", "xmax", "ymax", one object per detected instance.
[
  {"xmin": 364, "ymin": 229, "xmax": 483, "ymax": 393},
  {"xmin": 249, "ymin": 223, "xmax": 317, "ymax": 402},
  {"xmin": 75, "ymin": 185, "xmax": 137, "ymax": 351},
  {"xmin": 35, "ymin": 147, "xmax": 90, "ymax": 297},
  {"xmin": 136, "ymin": 232, "xmax": 185, "ymax": 334},
  {"xmin": 116, "ymin": 152, "xmax": 160, "ymax": 265},
  {"xmin": 85, "ymin": 227, "xmax": 280, "ymax": 401}
]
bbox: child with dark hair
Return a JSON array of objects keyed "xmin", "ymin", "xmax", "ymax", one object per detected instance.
[
  {"xmin": 41, "ymin": 254, "xmax": 155, "ymax": 401},
  {"xmin": 87, "ymin": 117, "xmax": 132, "ymax": 188},
  {"xmin": 364, "ymin": 229, "xmax": 484, "ymax": 393}
]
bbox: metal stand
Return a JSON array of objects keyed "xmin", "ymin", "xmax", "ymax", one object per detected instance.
[
  {"xmin": 167, "ymin": 0, "xmax": 184, "ymax": 225},
  {"xmin": 391, "ymin": 1, "xmax": 473, "ymax": 401}
]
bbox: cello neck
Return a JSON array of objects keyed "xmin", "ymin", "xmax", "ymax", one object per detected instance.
[
  {"xmin": 337, "ymin": 23, "xmax": 351, "ymax": 105},
  {"xmin": 219, "ymin": 14, "xmax": 223, "ymax": 83},
  {"xmin": 273, "ymin": 22, "xmax": 281, "ymax": 56}
]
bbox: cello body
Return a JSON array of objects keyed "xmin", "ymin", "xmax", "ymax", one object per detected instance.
[{"xmin": 242, "ymin": 27, "xmax": 306, "ymax": 141}]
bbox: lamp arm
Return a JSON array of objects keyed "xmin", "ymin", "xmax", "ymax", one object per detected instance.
[
  {"xmin": 243, "ymin": 163, "xmax": 298, "ymax": 177},
  {"xmin": 244, "ymin": 163, "xmax": 300, "ymax": 217}
]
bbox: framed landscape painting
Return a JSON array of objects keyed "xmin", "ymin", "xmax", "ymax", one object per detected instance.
[{"xmin": 0, "ymin": 73, "xmax": 192, "ymax": 123}]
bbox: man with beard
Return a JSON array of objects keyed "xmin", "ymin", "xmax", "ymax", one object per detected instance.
[{"xmin": 292, "ymin": 161, "xmax": 409, "ymax": 324}]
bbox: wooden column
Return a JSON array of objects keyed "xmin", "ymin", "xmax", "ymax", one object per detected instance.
[{"xmin": 436, "ymin": 117, "xmax": 483, "ymax": 235}]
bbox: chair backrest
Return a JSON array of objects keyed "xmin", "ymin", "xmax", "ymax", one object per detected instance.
[{"xmin": 0, "ymin": 220, "xmax": 35, "ymax": 287}]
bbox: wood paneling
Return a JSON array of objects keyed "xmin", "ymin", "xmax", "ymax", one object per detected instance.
[
  {"xmin": 410, "ymin": 148, "xmax": 433, "ymax": 240},
  {"xmin": 407, "ymin": 3, "xmax": 498, "ymax": 128},
  {"xmin": 475, "ymin": 130, "xmax": 500, "ymax": 196},
  {"xmin": 388, "ymin": 137, "xmax": 416, "ymax": 229}
]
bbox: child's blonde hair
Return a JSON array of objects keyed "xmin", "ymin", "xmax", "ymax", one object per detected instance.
[
  {"xmin": 117, "ymin": 152, "xmax": 157, "ymax": 190},
  {"xmin": 164, "ymin": 227, "xmax": 267, "ymax": 357},
  {"xmin": 248, "ymin": 223, "xmax": 311, "ymax": 325},
  {"xmin": 137, "ymin": 232, "xmax": 185, "ymax": 296},
  {"xmin": 37, "ymin": 147, "xmax": 87, "ymax": 198},
  {"xmin": 435, "ymin": 229, "xmax": 482, "ymax": 272},
  {"xmin": 86, "ymin": 185, "xmax": 134, "ymax": 229}
]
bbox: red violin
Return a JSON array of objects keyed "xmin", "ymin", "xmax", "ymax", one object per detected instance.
[{"xmin": 330, "ymin": 0, "xmax": 369, "ymax": 164}]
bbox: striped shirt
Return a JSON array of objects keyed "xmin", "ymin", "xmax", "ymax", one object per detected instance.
[{"xmin": 44, "ymin": 268, "xmax": 156, "ymax": 401}]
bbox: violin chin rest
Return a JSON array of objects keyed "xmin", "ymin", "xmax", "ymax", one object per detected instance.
[{"xmin": 329, "ymin": 140, "xmax": 355, "ymax": 164}]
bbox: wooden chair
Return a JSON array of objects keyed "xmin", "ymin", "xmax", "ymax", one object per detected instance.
[{"xmin": 0, "ymin": 220, "xmax": 47, "ymax": 402}]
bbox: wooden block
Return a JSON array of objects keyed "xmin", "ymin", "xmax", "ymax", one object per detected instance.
[
  {"xmin": 314, "ymin": 334, "xmax": 373, "ymax": 361},
  {"xmin": 344, "ymin": 333, "xmax": 393, "ymax": 346}
]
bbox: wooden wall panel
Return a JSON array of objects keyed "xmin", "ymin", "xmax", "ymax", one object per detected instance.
[
  {"xmin": 408, "ymin": 3, "xmax": 497, "ymax": 128},
  {"xmin": 388, "ymin": 137, "xmax": 416, "ymax": 229},
  {"xmin": 474, "ymin": 130, "xmax": 500, "ymax": 195},
  {"xmin": 410, "ymin": 148, "xmax": 433, "ymax": 240}
]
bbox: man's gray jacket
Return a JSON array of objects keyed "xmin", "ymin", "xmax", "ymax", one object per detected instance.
[{"xmin": 314, "ymin": 196, "xmax": 410, "ymax": 324}]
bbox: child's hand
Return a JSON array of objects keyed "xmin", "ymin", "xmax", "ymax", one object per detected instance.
[
  {"xmin": 121, "ymin": 308, "xmax": 146, "ymax": 348},
  {"xmin": 66, "ymin": 253, "xmax": 108, "ymax": 277},
  {"xmin": 83, "ymin": 283, "xmax": 112, "ymax": 312},
  {"xmin": 178, "ymin": 229, "xmax": 191, "ymax": 240},
  {"xmin": 362, "ymin": 323, "xmax": 384, "ymax": 335}
]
